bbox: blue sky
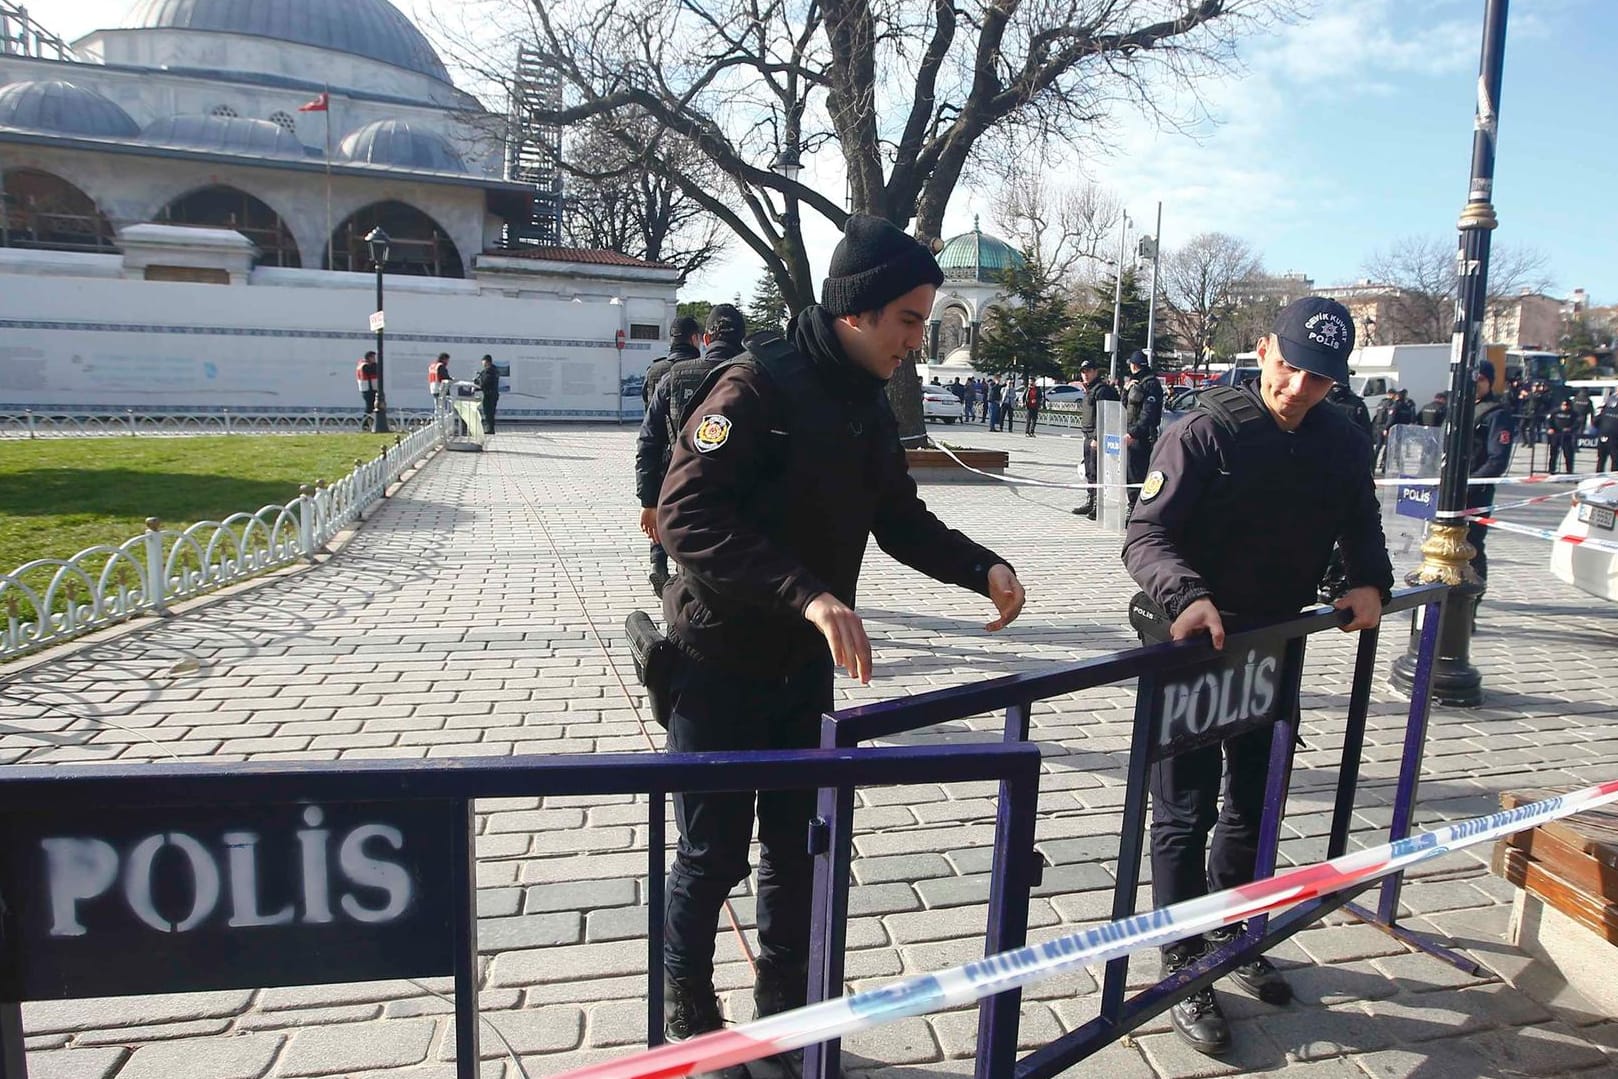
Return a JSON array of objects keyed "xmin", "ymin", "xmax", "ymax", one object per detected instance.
[{"xmin": 45, "ymin": 0, "xmax": 1617, "ymax": 305}]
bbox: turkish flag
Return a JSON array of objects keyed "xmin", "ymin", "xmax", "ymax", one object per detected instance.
[{"xmin": 297, "ymin": 92, "xmax": 329, "ymax": 112}]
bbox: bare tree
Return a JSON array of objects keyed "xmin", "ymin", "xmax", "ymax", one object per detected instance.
[
  {"xmin": 1361, "ymin": 234, "xmax": 1555, "ymax": 344},
  {"xmin": 442, "ymin": 0, "xmax": 1291, "ymax": 433},
  {"xmin": 1161, "ymin": 231, "xmax": 1260, "ymax": 367},
  {"xmin": 561, "ymin": 115, "xmax": 729, "ymax": 284},
  {"xmin": 988, "ymin": 165, "xmax": 1123, "ymax": 288}
]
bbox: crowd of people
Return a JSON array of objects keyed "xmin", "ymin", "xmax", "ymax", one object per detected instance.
[{"xmin": 930, "ymin": 374, "xmax": 1048, "ymax": 435}]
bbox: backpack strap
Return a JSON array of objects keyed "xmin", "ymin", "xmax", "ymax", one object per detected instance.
[{"xmin": 1194, "ymin": 385, "xmax": 1270, "ymax": 440}]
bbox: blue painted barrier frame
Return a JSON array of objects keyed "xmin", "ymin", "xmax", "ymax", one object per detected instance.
[
  {"xmin": 812, "ymin": 584, "xmax": 1450, "ymax": 1079},
  {"xmin": 0, "ymin": 742, "xmax": 1042, "ymax": 1079}
]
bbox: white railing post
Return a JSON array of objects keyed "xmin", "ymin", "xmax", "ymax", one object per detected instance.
[
  {"xmin": 297, "ymin": 485, "xmax": 317, "ymax": 562},
  {"xmin": 224, "ymin": 408, "xmax": 233, "ymax": 435},
  {"xmin": 126, "ymin": 408, "xmax": 137, "ymax": 436},
  {"xmin": 25, "ymin": 409, "xmax": 35, "ymax": 439},
  {"xmin": 143, "ymin": 517, "xmax": 170, "ymax": 615}
]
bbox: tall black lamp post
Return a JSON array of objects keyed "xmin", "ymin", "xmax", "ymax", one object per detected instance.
[
  {"xmin": 366, "ymin": 227, "xmax": 392, "ymax": 434},
  {"xmin": 1389, "ymin": 0, "xmax": 1510, "ymax": 706}
]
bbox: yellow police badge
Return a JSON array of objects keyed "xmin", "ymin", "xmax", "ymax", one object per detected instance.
[
  {"xmin": 693, "ymin": 414, "xmax": 732, "ymax": 453},
  {"xmin": 1140, "ymin": 470, "xmax": 1166, "ymax": 502}
]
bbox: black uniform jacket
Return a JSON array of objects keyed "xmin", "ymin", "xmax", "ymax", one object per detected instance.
[
  {"xmin": 635, "ymin": 339, "xmax": 745, "ymax": 508},
  {"xmin": 658, "ymin": 306, "xmax": 1008, "ymax": 677},
  {"xmin": 1123, "ymin": 384, "xmax": 1394, "ymax": 621}
]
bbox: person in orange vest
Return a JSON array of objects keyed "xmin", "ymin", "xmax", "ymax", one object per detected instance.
[
  {"xmin": 355, "ymin": 351, "xmax": 378, "ymax": 430},
  {"xmin": 427, "ymin": 352, "xmax": 451, "ymax": 410}
]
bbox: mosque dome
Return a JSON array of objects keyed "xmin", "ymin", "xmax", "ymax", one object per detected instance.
[
  {"xmin": 121, "ymin": 0, "xmax": 453, "ymax": 85},
  {"xmin": 337, "ymin": 120, "xmax": 464, "ymax": 172},
  {"xmin": 0, "ymin": 80, "xmax": 141, "ymax": 139},
  {"xmin": 938, "ymin": 217, "xmax": 1027, "ymax": 285},
  {"xmin": 144, "ymin": 114, "xmax": 307, "ymax": 156}
]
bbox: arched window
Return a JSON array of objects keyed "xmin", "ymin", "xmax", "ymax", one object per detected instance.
[
  {"xmin": 0, "ymin": 169, "xmax": 116, "ymax": 253},
  {"xmin": 938, "ymin": 305, "xmax": 972, "ymax": 359},
  {"xmin": 327, "ymin": 201, "xmax": 464, "ymax": 278},
  {"xmin": 157, "ymin": 185, "xmax": 301, "ymax": 268},
  {"xmin": 209, "ymin": 104, "xmax": 239, "ymax": 118},
  {"xmin": 269, "ymin": 111, "xmax": 296, "ymax": 134}
]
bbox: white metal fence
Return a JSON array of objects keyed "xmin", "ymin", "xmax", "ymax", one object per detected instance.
[
  {"xmin": 0, "ymin": 409, "xmax": 440, "ymax": 440},
  {"xmin": 1, "ymin": 413, "xmax": 455, "ymax": 662}
]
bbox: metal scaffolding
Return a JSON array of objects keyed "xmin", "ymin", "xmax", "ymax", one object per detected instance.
[
  {"xmin": 1, "ymin": 3, "xmax": 79, "ymax": 61},
  {"xmin": 503, "ymin": 45, "xmax": 564, "ymax": 247}
]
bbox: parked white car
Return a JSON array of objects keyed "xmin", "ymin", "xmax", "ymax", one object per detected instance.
[
  {"xmin": 1043, "ymin": 384, "xmax": 1085, "ymax": 406},
  {"xmin": 923, "ymin": 388, "xmax": 964, "ymax": 423}
]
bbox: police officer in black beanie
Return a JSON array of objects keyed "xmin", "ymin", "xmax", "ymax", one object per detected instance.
[{"xmin": 655, "ymin": 214, "xmax": 1027, "ymax": 1075}]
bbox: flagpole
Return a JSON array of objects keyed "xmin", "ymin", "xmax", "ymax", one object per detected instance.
[{"xmin": 324, "ymin": 85, "xmax": 333, "ymax": 271}]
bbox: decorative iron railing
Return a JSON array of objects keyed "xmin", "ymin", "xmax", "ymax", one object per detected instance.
[{"xmin": 0, "ymin": 413, "xmax": 455, "ymax": 662}]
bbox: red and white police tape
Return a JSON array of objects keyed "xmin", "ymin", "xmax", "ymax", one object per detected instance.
[
  {"xmin": 548, "ymin": 780, "xmax": 1618, "ymax": 1079},
  {"xmin": 1467, "ymin": 514, "xmax": 1618, "ymax": 557},
  {"xmin": 1373, "ymin": 471, "xmax": 1613, "ymax": 488}
]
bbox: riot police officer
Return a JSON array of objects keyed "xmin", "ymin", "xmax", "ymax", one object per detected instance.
[
  {"xmin": 1547, "ymin": 397, "xmax": 1580, "ymax": 474},
  {"xmin": 1326, "ymin": 380, "xmax": 1372, "ymax": 435},
  {"xmin": 635, "ymin": 306, "xmax": 748, "ymax": 595},
  {"xmin": 1123, "ymin": 297, "xmax": 1393, "ymax": 1057},
  {"xmin": 1123, "ymin": 350, "xmax": 1163, "ymax": 509},
  {"xmin": 1071, "ymin": 359, "xmax": 1120, "ymax": 518},
  {"xmin": 655, "ymin": 215, "xmax": 1027, "ymax": 1072},
  {"xmin": 635, "ymin": 317, "xmax": 704, "ymax": 593},
  {"xmin": 1466, "ymin": 360, "xmax": 1515, "ymax": 585},
  {"xmin": 1417, "ymin": 391, "xmax": 1448, "ymax": 428}
]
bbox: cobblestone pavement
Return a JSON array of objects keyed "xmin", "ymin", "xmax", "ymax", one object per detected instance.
[{"xmin": 2, "ymin": 421, "xmax": 1615, "ymax": 1079}]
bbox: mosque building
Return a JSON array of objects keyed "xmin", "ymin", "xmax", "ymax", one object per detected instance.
[{"xmin": 0, "ymin": 0, "xmax": 678, "ymax": 419}]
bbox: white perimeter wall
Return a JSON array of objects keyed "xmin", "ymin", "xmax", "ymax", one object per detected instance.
[{"xmin": 0, "ymin": 269, "xmax": 664, "ymax": 420}]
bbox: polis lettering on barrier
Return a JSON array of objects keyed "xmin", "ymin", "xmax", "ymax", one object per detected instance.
[
  {"xmin": 40, "ymin": 805, "xmax": 412, "ymax": 938},
  {"xmin": 1155, "ymin": 648, "xmax": 1279, "ymax": 755}
]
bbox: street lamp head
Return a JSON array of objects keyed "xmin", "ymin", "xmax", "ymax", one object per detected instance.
[
  {"xmin": 769, "ymin": 147, "xmax": 804, "ymax": 184},
  {"xmin": 364, "ymin": 226, "xmax": 390, "ymax": 267}
]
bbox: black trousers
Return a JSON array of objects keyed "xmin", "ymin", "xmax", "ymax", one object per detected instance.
[
  {"xmin": 1149, "ymin": 723, "xmax": 1277, "ymax": 921},
  {"xmin": 1126, "ymin": 439, "xmax": 1152, "ymax": 508},
  {"xmin": 360, "ymin": 390, "xmax": 376, "ymax": 429},
  {"xmin": 1598, "ymin": 440, "xmax": 1614, "ymax": 473},
  {"xmin": 1548, "ymin": 434, "xmax": 1574, "ymax": 473},
  {"xmin": 1083, "ymin": 433, "xmax": 1099, "ymax": 489},
  {"xmin": 1024, "ymin": 408, "xmax": 1039, "ymax": 435},
  {"xmin": 664, "ymin": 651, "xmax": 832, "ymax": 984},
  {"xmin": 481, "ymin": 395, "xmax": 498, "ymax": 433}
]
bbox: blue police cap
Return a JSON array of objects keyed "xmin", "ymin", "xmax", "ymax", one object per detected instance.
[{"xmin": 1272, "ymin": 297, "xmax": 1354, "ymax": 383}]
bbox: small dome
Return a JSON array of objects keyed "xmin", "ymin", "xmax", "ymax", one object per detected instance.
[
  {"xmin": 144, "ymin": 114, "xmax": 306, "ymax": 156},
  {"xmin": 938, "ymin": 217, "xmax": 1027, "ymax": 285},
  {"xmin": 0, "ymin": 80, "xmax": 140, "ymax": 139},
  {"xmin": 337, "ymin": 120, "xmax": 464, "ymax": 172},
  {"xmin": 121, "ymin": 0, "xmax": 453, "ymax": 85}
]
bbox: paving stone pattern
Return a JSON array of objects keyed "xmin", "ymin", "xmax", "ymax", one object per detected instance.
[{"xmin": 2, "ymin": 425, "xmax": 1615, "ymax": 1079}]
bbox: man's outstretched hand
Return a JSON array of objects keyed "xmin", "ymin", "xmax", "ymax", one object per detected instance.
[{"xmin": 985, "ymin": 564, "xmax": 1026, "ymax": 631}]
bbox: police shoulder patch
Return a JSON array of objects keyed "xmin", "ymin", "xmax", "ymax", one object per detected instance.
[
  {"xmin": 1498, "ymin": 429, "xmax": 1511, "ymax": 445},
  {"xmin": 693, "ymin": 414, "xmax": 732, "ymax": 453},
  {"xmin": 1140, "ymin": 470, "xmax": 1166, "ymax": 502}
]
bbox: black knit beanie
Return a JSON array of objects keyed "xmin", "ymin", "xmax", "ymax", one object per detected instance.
[{"xmin": 821, "ymin": 215, "xmax": 945, "ymax": 316}]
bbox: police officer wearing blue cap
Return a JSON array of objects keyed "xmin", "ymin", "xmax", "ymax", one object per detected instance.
[{"xmin": 1123, "ymin": 296, "xmax": 1394, "ymax": 1057}]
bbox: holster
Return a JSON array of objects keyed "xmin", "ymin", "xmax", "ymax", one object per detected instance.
[
  {"xmin": 624, "ymin": 610, "xmax": 677, "ymax": 729},
  {"xmin": 1128, "ymin": 591, "xmax": 1173, "ymax": 645}
]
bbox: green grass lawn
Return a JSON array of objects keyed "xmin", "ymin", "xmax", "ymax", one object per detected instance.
[{"xmin": 0, "ymin": 434, "xmax": 399, "ymax": 572}]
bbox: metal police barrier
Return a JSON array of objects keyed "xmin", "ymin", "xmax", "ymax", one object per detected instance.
[
  {"xmin": 547, "ymin": 779, "xmax": 1618, "ymax": 1079},
  {"xmin": 805, "ymin": 583, "xmax": 1449, "ymax": 1079},
  {"xmin": 1384, "ymin": 424, "xmax": 1444, "ymax": 561},
  {"xmin": 1097, "ymin": 400, "xmax": 1127, "ymax": 533},
  {"xmin": 449, "ymin": 385, "xmax": 487, "ymax": 452},
  {"xmin": 0, "ymin": 743, "xmax": 1040, "ymax": 1079}
]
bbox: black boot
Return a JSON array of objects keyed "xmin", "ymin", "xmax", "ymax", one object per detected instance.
[
  {"xmin": 1071, "ymin": 499, "xmax": 1094, "ymax": 517},
  {"xmin": 1161, "ymin": 942, "xmax": 1230, "ymax": 1056},
  {"xmin": 666, "ymin": 975, "xmax": 750, "ymax": 1079},
  {"xmin": 753, "ymin": 960, "xmax": 815, "ymax": 1079},
  {"xmin": 1204, "ymin": 924, "xmax": 1293, "ymax": 1005}
]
